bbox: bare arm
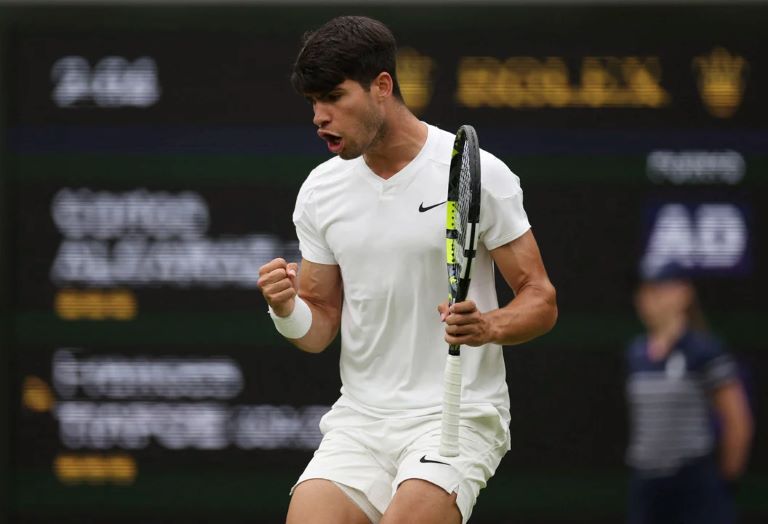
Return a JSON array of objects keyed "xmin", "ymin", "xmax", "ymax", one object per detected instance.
[
  {"xmin": 712, "ymin": 380, "xmax": 753, "ymax": 481},
  {"xmin": 257, "ymin": 258, "xmax": 343, "ymax": 353},
  {"xmin": 441, "ymin": 230, "xmax": 557, "ymax": 347}
]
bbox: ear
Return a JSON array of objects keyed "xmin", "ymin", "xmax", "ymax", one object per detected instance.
[{"xmin": 371, "ymin": 72, "xmax": 394, "ymax": 99}]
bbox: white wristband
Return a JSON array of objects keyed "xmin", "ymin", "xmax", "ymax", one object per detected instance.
[{"xmin": 268, "ymin": 296, "xmax": 312, "ymax": 339}]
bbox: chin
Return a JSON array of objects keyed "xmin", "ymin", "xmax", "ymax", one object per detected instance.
[{"xmin": 338, "ymin": 147, "xmax": 363, "ymax": 160}]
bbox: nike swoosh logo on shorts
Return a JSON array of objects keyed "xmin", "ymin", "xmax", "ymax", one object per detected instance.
[
  {"xmin": 419, "ymin": 455, "xmax": 450, "ymax": 466},
  {"xmin": 418, "ymin": 200, "xmax": 446, "ymax": 213}
]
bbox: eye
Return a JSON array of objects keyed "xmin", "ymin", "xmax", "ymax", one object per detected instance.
[{"xmin": 325, "ymin": 91, "xmax": 342, "ymax": 103}]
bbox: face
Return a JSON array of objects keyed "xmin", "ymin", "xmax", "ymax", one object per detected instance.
[
  {"xmin": 306, "ymin": 78, "xmax": 385, "ymax": 160},
  {"xmin": 634, "ymin": 280, "xmax": 693, "ymax": 330}
]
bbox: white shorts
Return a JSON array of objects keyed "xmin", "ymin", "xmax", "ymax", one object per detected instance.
[{"xmin": 291, "ymin": 404, "xmax": 510, "ymax": 523}]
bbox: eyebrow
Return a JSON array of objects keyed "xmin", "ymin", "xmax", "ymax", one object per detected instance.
[{"xmin": 305, "ymin": 87, "xmax": 344, "ymax": 103}]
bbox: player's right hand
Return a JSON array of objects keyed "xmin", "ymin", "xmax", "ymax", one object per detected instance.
[{"xmin": 257, "ymin": 258, "xmax": 299, "ymax": 317}]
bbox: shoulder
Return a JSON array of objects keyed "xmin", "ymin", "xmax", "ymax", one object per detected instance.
[
  {"xmin": 682, "ymin": 330, "xmax": 730, "ymax": 367},
  {"xmin": 423, "ymin": 124, "xmax": 455, "ymax": 168},
  {"xmin": 424, "ymin": 123, "xmax": 522, "ymax": 196},
  {"xmin": 294, "ymin": 156, "xmax": 358, "ymax": 223},
  {"xmin": 305, "ymin": 155, "xmax": 357, "ymax": 188},
  {"xmin": 297, "ymin": 155, "xmax": 358, "ymax": 202},
  {"xmin": 480, "ymin": 149, "xmax": 522, "ymax": 197}
]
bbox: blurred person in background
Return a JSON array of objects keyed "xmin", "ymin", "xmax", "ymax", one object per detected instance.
[{"xmin": 625, "ymin": 262, "xmax": 753, "ymax": 524}]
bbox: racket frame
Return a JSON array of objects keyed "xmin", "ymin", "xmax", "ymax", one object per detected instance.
[{"xmin": 439, "ymin": 125, "xmax": 481, "ymax": 457}]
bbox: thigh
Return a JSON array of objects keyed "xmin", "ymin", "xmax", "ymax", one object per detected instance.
[
  {"xmin": 677, "ymin": 458, "xmax": 734, "ymax": 524},
  {"xmin": 630, "ymin": 475, "xmax": 673, "ymax": 524},
  {"xmin": 287, "ymin": 479, "xmax": 372, "ymax": 524},
  {"xmin": 627, "ymin": 472, "xmax": 654, "ymax": 524},
  {"xmin": 381, "ymin": 479, "xmax": 460, "ymax": 524},
  {"xmin": 292, "ymin": 406, "xmax": 395, "ymax": 516},
  {"xmin": 391, "ymin": 411, "xmax": 509, "ymax": 523}
]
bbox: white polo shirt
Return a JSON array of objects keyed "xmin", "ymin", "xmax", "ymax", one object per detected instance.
[{"xmin": 293, "ymin": 123, "xmax": 530, "ymax": 424}]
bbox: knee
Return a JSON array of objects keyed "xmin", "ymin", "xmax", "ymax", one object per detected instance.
[{"xmin": 287, "ymin": 479, "xmax": 371, "ymax": 524}]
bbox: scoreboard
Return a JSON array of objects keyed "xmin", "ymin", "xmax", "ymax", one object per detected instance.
[{"xmin": 1, "ymin": 3, "xmax": 766, "ymax": 523}]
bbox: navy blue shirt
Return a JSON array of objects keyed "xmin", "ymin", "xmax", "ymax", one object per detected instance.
[{"xmin": 625, "ymin": 330, "xmax": 737, "ymax": 475}]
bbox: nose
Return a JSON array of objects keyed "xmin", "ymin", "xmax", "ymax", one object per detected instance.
[{"xmin": 312, "ymin": 102, "xmax": 330, "ymax": 128}]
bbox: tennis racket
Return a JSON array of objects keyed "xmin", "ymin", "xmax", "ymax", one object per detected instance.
[{"xmin": 439, "ymin": 125, "xmax": 481, "ymax": 457}]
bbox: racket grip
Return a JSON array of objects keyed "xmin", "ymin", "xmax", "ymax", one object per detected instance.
[{"xmin": 439, "ymin": 353, "xmax": 462, "ymax": 457}]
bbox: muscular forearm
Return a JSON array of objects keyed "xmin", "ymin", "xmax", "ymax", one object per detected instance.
[
  {"xmin": 440, "ymin": 232, "xmax": 557, "ymax": 348},
  {"xmin": 484, "ymin": 281, "xmax": 557, "ymax": 346},
  {"xmin": 259, "ymin": 258, "xmax": 343, "ymax": 353},
  {"xmin": 286, "ymin": 296, "xmax": 341, "ymax": 354},
  {"xmin": 441, "ymin": 279, "xmax": 556, "ymax": 348}
]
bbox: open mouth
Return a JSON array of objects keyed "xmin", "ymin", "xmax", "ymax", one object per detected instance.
[{"xmin": 318, "ymin": 130, "xmax": 344, "ymax": 154}]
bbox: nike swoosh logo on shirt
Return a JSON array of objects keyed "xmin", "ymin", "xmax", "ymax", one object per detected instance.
[
  {"xmin": 419, "ymin": 455, "xmax": 450, "ymax": 466},
  {"xmin": 419, "ymin": 200, "xmax": 446, "ymax": 212}
]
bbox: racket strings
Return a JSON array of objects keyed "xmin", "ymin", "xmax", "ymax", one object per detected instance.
[{"xmin": 456, "ymin": 142, "xmax": 473, "ymax": 259}]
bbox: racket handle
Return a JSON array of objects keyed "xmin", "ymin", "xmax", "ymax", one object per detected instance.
[{"xmin": 439, "ymin": 352, "xmax": 462, "ymax": 457}]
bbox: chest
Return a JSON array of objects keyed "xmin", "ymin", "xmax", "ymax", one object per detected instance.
[{"xmin": 320, "ymin": 176, "xmax": 448, "ymax": 269}]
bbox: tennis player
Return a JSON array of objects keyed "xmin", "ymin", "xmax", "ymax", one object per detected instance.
[{"xmin": 257, "ymin": 16, "xmax": 557, "ymax": 524}]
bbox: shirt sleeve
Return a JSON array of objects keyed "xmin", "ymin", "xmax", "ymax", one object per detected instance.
[
  {"xmin": 697, "ymin": 337, "xmax": 738, "ymax": 392},
  {"xmin": 479, "ymin": 152, "xmax": 531, "ymax": 251},
  {"xmin": 292, "ymin": 181, "xmax": 337, "ymax": 265}
]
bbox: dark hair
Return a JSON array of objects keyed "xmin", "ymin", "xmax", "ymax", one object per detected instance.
[{"xmin": 291, "ymin": 16, "xmax": 403, "ymax": 100}]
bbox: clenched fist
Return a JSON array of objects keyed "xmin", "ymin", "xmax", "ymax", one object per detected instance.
[{"xmin": 258, "ymin": 258, "xmax": 299, "ymax": 317}]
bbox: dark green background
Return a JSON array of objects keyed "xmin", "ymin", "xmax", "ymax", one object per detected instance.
[{"xmin": 1, "ymin": 3, "xmax": 766, "ymax": 523}]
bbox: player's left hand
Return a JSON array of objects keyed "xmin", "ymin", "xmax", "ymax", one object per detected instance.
[{"xmin": 437, "ymin": 300, "xmax": 491, "ymax": 347}]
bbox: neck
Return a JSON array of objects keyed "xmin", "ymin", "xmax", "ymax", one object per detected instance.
[
  {"xmin": 363, "ymin": 105, "xmax": 427, "ymax": 179},
  {"xmin": 647, "ymin": 315, "xmax": 687, "ymax": 361}
]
